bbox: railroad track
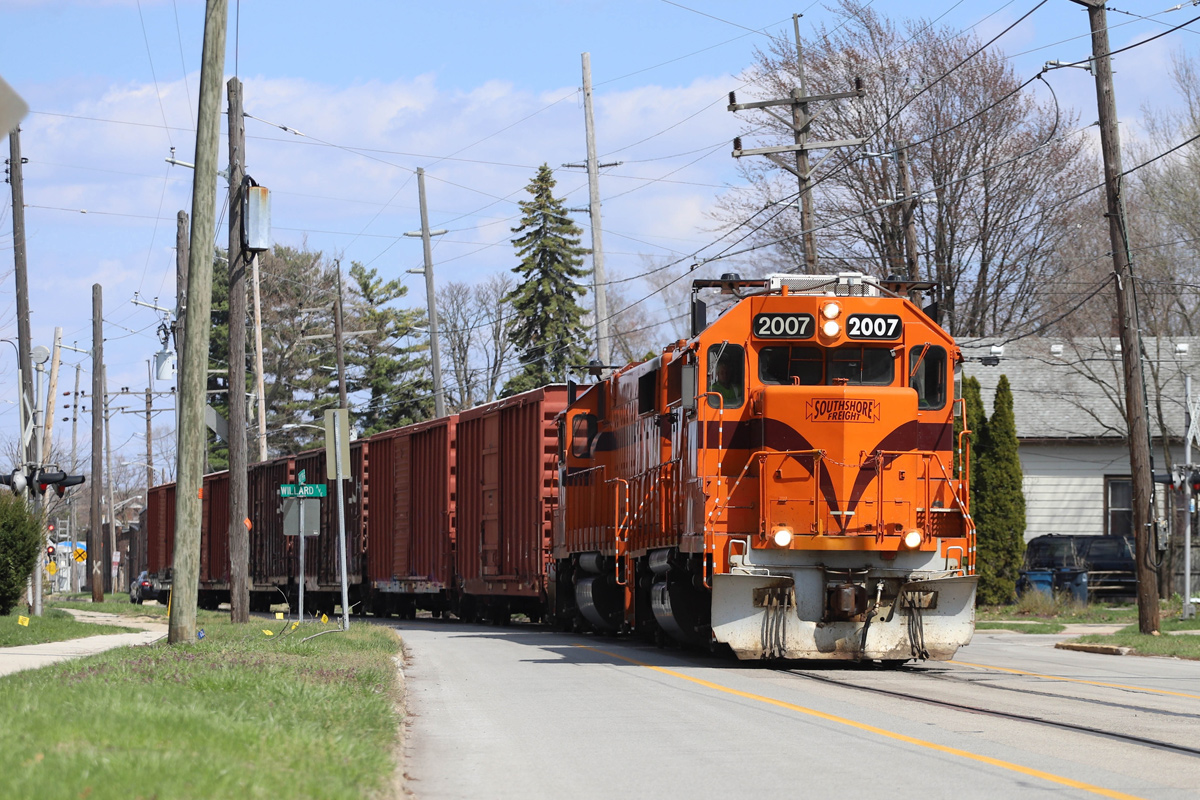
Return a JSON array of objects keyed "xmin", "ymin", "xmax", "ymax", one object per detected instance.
[{"xmin": 780, "ymin": 666, "xmax": 1200, "ymax": 759}]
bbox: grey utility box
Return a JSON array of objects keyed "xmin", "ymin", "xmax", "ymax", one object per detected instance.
[{"xmin": 245, "ymin": 185, "xmax": 271, "ymax": 252}]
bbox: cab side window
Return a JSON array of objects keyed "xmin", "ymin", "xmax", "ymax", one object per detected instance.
[
  {"xmin": 707, "ymin": 344, "xmax": 745, "ymax": 409},
  {"xmin": 909, "ymin": 345, "xmax": 947, "ymax": 410},
  {"xmin": 570, "ymin": 414, "xmax": 597, "ymax": 458}
]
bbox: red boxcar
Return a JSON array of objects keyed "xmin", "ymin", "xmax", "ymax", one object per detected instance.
[
  {"xmin": 455, "ymin": 386, "xmax": 567, "ymax": 621},
  {"xmin": 291, "ymin": 441, "xmax": 367, "ymax": 609},
  {"xmin": 249, "ymin": 457, "xmax": 293, "ymax": 603},
  {"xmin": 366, "ymin": 416, "xmax": 457, "ymax": 617},
  {"xmin": 199, "ymin": 471, "xmax": 231, "ymax": 598},
  {"xmin": 146, "ymin": 482, "xmax": 176, "ymax": 578}
]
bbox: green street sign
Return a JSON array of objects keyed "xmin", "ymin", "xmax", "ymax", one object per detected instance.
[
  {"xmin": 298, "ymin": 468, "xmax": 307, "ymax": 485},
  {"xmin": 280, "ymin": 483, "xmax": 327, "ymax": 498}
]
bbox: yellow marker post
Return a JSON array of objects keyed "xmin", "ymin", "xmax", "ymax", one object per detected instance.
[
  {"xmin": 262, "ymin": 629, "xmax": 274, "ymax": 636},
  {"xmin": 320, "ymin": 613, "xmax": 328, "ymax": 624},
  {"xmin": 17, "ymin": 616, "xmax": 29, "ymax": 627},
  {"xmin": 291, "ymin": 622, "xmax": 299, "ymax": 631},
  {"xmin": 275, "ymin": 612, "xmax": 284, "ymax": 620}
]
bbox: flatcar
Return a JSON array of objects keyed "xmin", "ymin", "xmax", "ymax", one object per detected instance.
[
  {"xmin": 552, "ymin": 271, "xmax": 976, "ymax": 661},
  {"xmin": 140, "ymin": 270, "xmax": 975, "ymax": 662}
]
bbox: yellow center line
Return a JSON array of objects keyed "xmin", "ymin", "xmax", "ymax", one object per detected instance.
[
  {"xmin": 949, "ymin": 659, "xmax": 1200, "ymax": 701},
  {"xmin": 578, "ymin": 645, "xmax": 1146, "ymax": 800}
]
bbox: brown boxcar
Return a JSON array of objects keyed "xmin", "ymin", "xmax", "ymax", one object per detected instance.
[
  {"xmin": 291, "ymin": 441, "xmax": 367, "ymax": 610},
  {"xmin": 249, "ymin": 457, "xmax": 293, "ymax": 595},
  {"xmin": 199, "ymin": 471, "xmax": 231, "ymax": 599},
  {"xmin": 455, "ymin": 386, "xmax": 567, "ymax": 621},
  {"xmin": 146, "ymin": 482, "xmax": 176, "ymax": 577},
  {"xmin": 366, "ymin": 416, "xmax": 456, "ymax": 617}
]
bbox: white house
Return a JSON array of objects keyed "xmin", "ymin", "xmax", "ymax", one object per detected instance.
[{"xmin": 959, "ymin": 336, "xmax": 1198, "ymax": 595}]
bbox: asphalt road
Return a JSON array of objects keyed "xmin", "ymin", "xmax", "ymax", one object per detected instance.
[{"xmin": 392, "ymin": 621, "xmax": 1200, "ymax": 800}]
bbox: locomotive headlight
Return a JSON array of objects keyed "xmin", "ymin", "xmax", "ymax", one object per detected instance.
[
  {"xmin": 822, "ymin": 302, "xmax": 841, "ymax": 320},
  {"xmin": 773, "ymin": 527, "xmax": 793, "ymax": 547},
  {"xmin": 822, "ymin": 319, "xmax": 840, "ymax": 337},
  {"xmin": 903, "ymin": 529, "xmax": 923, "ymax": 549}
]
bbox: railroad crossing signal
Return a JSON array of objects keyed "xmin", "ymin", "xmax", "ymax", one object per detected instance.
[
  {"xmin": 73, "ymin": 548, "xmax": 87, "ymax": 563},
  {"xmin": 280, "ymin": 483, "xmax": 327, "ymax": 498}
]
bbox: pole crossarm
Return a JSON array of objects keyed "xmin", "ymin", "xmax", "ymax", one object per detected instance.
[{"xmin": 732, "ymin": 138, "xmax": 867, "ymax": 158}]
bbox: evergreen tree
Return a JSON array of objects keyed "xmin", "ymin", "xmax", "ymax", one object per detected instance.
[
  {"xmin": 344, "ymin": 262, "xmax": 432, "ymax": 433},
  {"xmin": 962, "ymin": 376, "xmax": 988, "ymax": 513},
  {"xmin": 0, "ymin": 493, "xmax": 40, "ymax": 615},
  {"xmin": 502, "ymin": 164, "xmax": 591, "ymax": 396},
  {"xmin": 207, "ymin": 247, "xmax": 232, "ymax": 470},
  {"xmin": 974, "ymin": 375, "xmax": 1027, "ymax": 605}
]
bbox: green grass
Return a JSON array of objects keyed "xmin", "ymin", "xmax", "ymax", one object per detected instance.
[
  {"xmin": 50, "ymin": 595, "xmax": 168, "ymax": 618},
  {"xmin": 975, "ymin": 620, "xmax": 1066, "ymax": 634},
  {"xmin": 977, "ymin": 593, "xmax": 1157, "ymax": 624},
  {"xmin": 0, "ymin": 608, "xmax": 136, "ymax": 646},
  {"xmin": 0, "ymin": 611, "xmax": 403, "ymax": 799}
]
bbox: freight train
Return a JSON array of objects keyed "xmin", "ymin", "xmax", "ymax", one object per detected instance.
[{"xmin": 142, "ymin": 271, "xmax": 977, "ymax": 662}]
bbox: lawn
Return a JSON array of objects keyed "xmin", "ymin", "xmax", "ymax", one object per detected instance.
[
  {"xmin": 1071, "ymin": 615, "xmax": 1200, "ymax": 659},
  {"xmin": 0, "ymin": 607, "xmax": 136, "ymax": 647},
  {"xmin": 975, "ymin": 620, "xmax": 1066, "ymax": 634},
  {"xmin": 51, "ymin": 595, "xmax": 169, "ymax": 618},
  {"xmin": 0, "ymin": 610, "xmax": 404, "ymax": 800}
]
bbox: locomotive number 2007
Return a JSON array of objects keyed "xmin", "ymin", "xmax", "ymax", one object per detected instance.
[
  {"xmin": 753, "ymin": 313, "xmax": 815, "ymax": 339},
  {"xmin": 846, "ymin": 314, "xmax": 903, "ymax": 339}
]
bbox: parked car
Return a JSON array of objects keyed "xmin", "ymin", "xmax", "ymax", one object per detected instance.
[
  {"xmin": 1017, "ymin": 534, "xmax": 1137, "ymax": 601},
  {"xmin": 130, "ymin": 570, "xmax": 152, "ymax": 604}
]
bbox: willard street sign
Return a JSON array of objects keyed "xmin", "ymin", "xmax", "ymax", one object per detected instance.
[{"xmin": 280, "ymin": 483, "xmax": 327, "ymax": 498}]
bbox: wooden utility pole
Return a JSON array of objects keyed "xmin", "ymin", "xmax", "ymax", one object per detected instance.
[
  {"xmin": 170, "ymin": 0, "xmax": 229, "ymax": 645},
  {"xmin": 791, "ymin": 16, "xmax": 817, "ymax": 272},
  {"xmin": 897, "ymin": 145, "xmax": 921, "ymax": 281},
  {"xmin": 226, "ymin": 76, "xmax": 250, "ymax": 624},
  {"xmin": 1073, "ymin": 0, "xmax": 1159, "ymax": 633},
  {"xmin": 103, "ymin": 368, "xmax": 117, "ymax": 594},
  {"xmin": 145, "ymin": 361, "xmax": 155, "ymax": 493},
  {"xmin": 413, "ymin": 168, "xmax": 445, "ymax": 418},
  {"xmin": 43, "ymin": 328, "xmax": 62, "ymax": 458},
  {"xmin": 728, "ymin": 17, "xmax": 865, "ymax": 274},
  {"xmin": 175, "ymin": 210, "xmax": 189, "ymax": 361},
  {"xmin": 333, "ymin": 267, "xmax": 349, "ymax": 411},
  {"xmin": 90, "ymin": 285, "xmax": 104, "ymax": 602},
  {"xmin": 581, "ymin": 53, "xmax": 611, "ymax": 368},
  {"xmin": 8, "ymin": 127, "xmax": 34, "ymax": 423}
]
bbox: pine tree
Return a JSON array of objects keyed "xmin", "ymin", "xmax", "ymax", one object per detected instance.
[
  {"xmin": 962, "ymin": 376, "xmax": 988, "ymax": 513},
  {"xmin": 344, "ymin": 262, "xmax": 432, "ymax": 433},
  {"xmin": 974, "ymin": 375, "xmax": 1026, "ymax": 604},
  {"xmin": 0, "ymin": 494, "xmax": 40, "ymax": 615},
  {"xmin": 502, "ymin": 164, "xmax": 591, "ymax": 396}
]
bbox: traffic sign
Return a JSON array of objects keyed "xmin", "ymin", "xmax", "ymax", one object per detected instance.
[
  {"xmin": 280, "ymin": 483, "xmax": 327, "ymax": 498},
  {"xmin": 46, "ymin": 562, "xmax": 57, "ymax": 576},
  {"xmin": 283, "ymin": 497, "xmax": 320, "ymax": 536},
  {"xmin": 73, "ymin": 548, "xmax": 87, "ymax": 563},
  {"xmin": 298, "ymin": 468, "xmax": 307, "ymax": 485}
]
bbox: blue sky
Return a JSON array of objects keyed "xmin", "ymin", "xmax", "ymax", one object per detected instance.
[{"xmin": 2, "ymin": 0, "xmax": 1199, "ymax": 471}]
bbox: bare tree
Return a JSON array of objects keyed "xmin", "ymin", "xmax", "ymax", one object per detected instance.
[{"xmin": 714, "ymin": 0, "xmax": 1093, "ymax": 336}]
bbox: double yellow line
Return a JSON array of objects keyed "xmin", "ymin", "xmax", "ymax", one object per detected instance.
[
  {"xmin": 578, "ymin": 646, "xmax": 1146, "ymax": 800},
  {"xmin": 950, "ymin": 659, "xmax": 1200, "ymax": 701}
]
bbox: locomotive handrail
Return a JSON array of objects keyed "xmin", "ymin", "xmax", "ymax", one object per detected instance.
[
  {"xmin": 707, "ymin": 448, "xmax": 824, "ymax": 536},
  {"xmin": 608, "ymin": 477, "xmax": 629, "ymax": 586}
]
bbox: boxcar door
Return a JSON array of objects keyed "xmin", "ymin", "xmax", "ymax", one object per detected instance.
[{"xmin": 481, "ymin": 411, "xmax": 501, "ymax": 576}]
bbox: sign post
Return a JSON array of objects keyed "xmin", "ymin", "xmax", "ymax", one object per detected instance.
[
  {"xmin": 280, "ymin": 468, "xmax": 325, "ymax": 622},
  {"xmin": 325, "ymin": 408, "xmax": 351, "ymax": 630}
]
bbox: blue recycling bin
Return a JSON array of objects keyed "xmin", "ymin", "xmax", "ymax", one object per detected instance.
[
  {"xmin": 1017, "ymin": 569, "xmax": 1054, "ymax": 598},
  {"xmin": 1054, "ymin": 569, "xmax": 1089, "ymax": 604}
]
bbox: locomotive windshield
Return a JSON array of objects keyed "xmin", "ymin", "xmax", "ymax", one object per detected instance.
[{"xmin": 759, "ymin": 345, "xmax": 894, "ymax": 386}]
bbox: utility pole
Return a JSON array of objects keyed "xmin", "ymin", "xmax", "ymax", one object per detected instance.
[
  {"xmin": 8, "ymin": 127, "xmax": 34, "ymax": 423},
  {"xmin": 728, "ymin": 16, "xmax": 865, "ymax": 274},
  {"xmin": 70, "ymin": 359, "xmax": 80, "ymax": 594},
  {"xmin": 175, "ymin": 210, "xmax": 189, "ymax": 364},
  {"xmin": 1072, "ymin": 0, "xmax": 1159, "ymax": 634},
  {"xmin": 897, "ymin": 145, "xmax": 921, "ymax": 281},
  {"xmin": 171, "ymin": 0, "xmax": 229, "ymax": 645},
  {"xmin": 226, "ymin": 76, "xmax": 250, "ymax": 624},
  {"xmin": 333, "ymin": 266, "xmax": 349, "ymax": 410},
  {"xmin": 145, "ymin": 361, "xmax": 155, "ymax": 493},
  {"xmin": 405, "ymin": 168, "xmax": 447, "ymax": 418},
  {"xmin": 90, "ymin": 284, "xmax": 104, "ymax": 602},
  {"xmin": 43, "ymin": 328, "xmax": 62, "ymax": 458},
  {"xmin": 1185, "ymin": 375, "xmax": 1195, "ymax": 620},
  {"xmin": 103, "ymin": 368, "xmax": 117, "ymax": 595},
  {"xmin": 581, "ymin": 52, "xmax": 611, "ymax": 368},
  {"xmin": 31, "ymin": 349, "xmax": 46, "ymax": 616}
]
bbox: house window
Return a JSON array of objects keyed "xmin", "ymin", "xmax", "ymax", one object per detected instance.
[{"xmin": 1106, "ymin": 477, "xmax": 1132, "ymax": 538}]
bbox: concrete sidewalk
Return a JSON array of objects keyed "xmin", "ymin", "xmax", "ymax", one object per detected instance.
[{"xmin": 0, "ymin": 610, "xmax": 167, "ymax": 679}]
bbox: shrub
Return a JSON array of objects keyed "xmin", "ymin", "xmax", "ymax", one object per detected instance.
[{"xmin": 0, "ymin": 494, "xmax": 41, "ymax": 615}]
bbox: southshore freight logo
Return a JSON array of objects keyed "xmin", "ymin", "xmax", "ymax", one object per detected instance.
[{"xmin": 806, "ymin": 398, "xmax": 880, "ymax": 423}]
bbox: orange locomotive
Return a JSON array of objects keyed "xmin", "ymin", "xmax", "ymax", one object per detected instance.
[{"xmin": 552, "ymin": 271, "xmax": 976, "ymax": 662}]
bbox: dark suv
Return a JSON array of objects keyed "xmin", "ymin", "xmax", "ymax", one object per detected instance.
[{"xmin": 1020, "ymin": 534, "xmax": 1137, "ymax": 600}]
